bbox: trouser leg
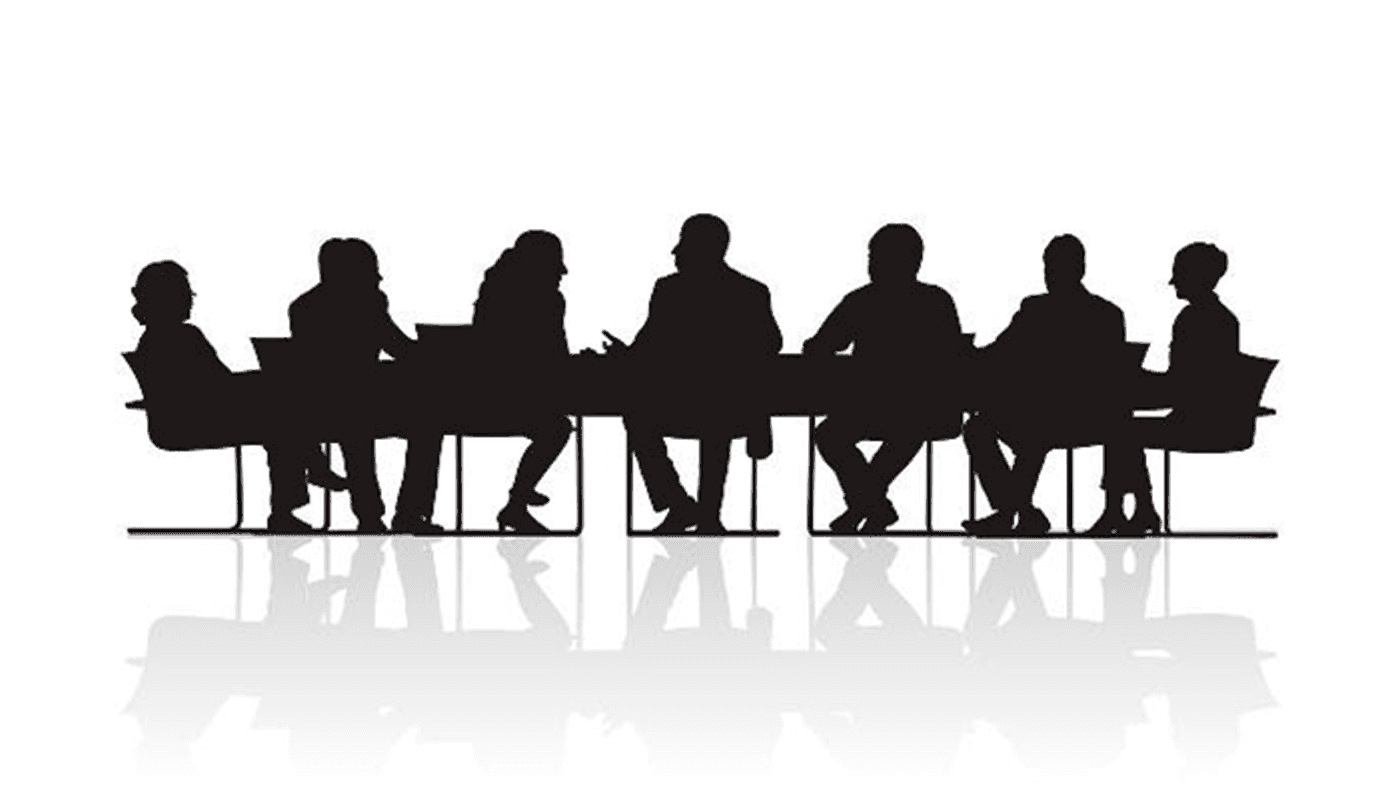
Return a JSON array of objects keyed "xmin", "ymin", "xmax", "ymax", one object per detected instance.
[
  {"xmin": 266, "ymin": 444, "xmax": 311, "ymax": 514},
  {"xmin": 624, "ymin": 416, "xmax": 687, "ymax": 512},
  {"xmin": 394, "ymin": 434, "xmax": 443, "ymax": 521},
  {"xmin": 868, "ymin": 437, "xmax": 924, "ymax": 500},
  {"xmin": 511, "ymin": 416, "xmax": 572, "ymax": 499},
  {"xmin": 1008, "ymin": 444, "xmax": 1049, "ymax": 511},
  {"xmin": 341, "ymin": 438, "xmax": 385, "ymax": 523},
  {"xmin": 964, "ymin": 414, "xmax": 1016, "ymax": 512},
  {"xmin": 697, "ymin": 436, "xmax": 733, "ymax": 520},
  {"xmin": 815, "ymin": 416, "xmax": 872, "ymax": 509}
]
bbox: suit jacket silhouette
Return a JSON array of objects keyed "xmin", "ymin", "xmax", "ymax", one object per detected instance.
[
  {"xmin": 630, "ymin": 264, "xmax": 782, "ymax": 452},
  {"xmin": 979, "ymin": 288, "xmax": 1126, "ymax": 436},
  {"xmin": 289, "ymin": 284, "xmax": 415, "ymax": 373}
]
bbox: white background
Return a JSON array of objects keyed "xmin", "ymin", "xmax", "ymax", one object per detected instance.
[{"xmin": 2, "ymin": 2, "xmax": 1397, "ymax": 798}]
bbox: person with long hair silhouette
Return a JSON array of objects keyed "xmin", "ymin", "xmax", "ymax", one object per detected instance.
[
  {"xmin": 606, "ymin": 214, "xmax": 782, "ymax": 532},
  {"xmin": 469, "ymin": 230, "xmax": 575, "ymax": 533},
  {"xmin": 1088, "ymin": 242, "xmax": 1241, "ymax": 536},
  {"xmin": 963, "ymin": 234, "xmax": 1126, "ymax": 536},
  {"xmin": 289, "ymin": 238, "xmax": 443, "ymax": 533},
  {"xmin": 129, "ymin": 261, "xmax": 345, "ymax": 530},
  {"xmin": 804, "ymin": 223, "xmax": 964, "ymax": 532}
]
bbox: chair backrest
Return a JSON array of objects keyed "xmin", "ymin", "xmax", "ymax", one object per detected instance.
[
  {"xmin": 251, "ymin": 337, "xmax": 299, "ymax": 373},
  {"xmin": 122, "ymin": 351, "xmax": 149, "ymax": 398},
  {"xmin": 1234, "ymin": 354, "xmax": 1278, "ymax": 415}
]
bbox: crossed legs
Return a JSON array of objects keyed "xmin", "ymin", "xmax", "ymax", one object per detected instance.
[{"xmin": 814, "ymin": 415, "xmax": 922, "ymax": 532}]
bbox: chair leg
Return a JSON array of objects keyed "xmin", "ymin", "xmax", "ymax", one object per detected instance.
[
  {"xmin": 454, "ymin": 435, "xmax": 464, "ymax": 532},
  {"xmin": 1163, "ymin": 449, "xmax": 1172, "ymax": 534},
  {"xmin": 1065, "ymin": 447, "xmax": 1075, "ymax": 533},
  {"xmin": 806, "ymin": 416, "xmax": 818, "ymax": 534},
  {"xmin": 321, "ymin": 443, "xmax": 332, "ymax": 531},
  {"xmin": 230, "ymin": 446, "xmax": 245, "ymax": 530},
  {"xmin": 573, "ymin": 416, "xmax": 585, "ymax": 534}
]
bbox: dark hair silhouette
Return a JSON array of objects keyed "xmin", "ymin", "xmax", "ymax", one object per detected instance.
[
  {"xmin": 673, "ymin": 213, "xmax": 730, "ymax": 270},
  {"xmin": 868, "ymin": 223, "xmax": 923, "ymax": 284},
  {"xmin": 1171, "ymin": 242, "xmax": 1228, "ymax": 296},
  {"xmin": 317, "ymin": 237, "xmax": 380, "ymax": 286},
  {"xmin": 131, "ymin": 261, "xmax": 193, "ymax": 326},
  {"xmin": 1043, "ymin": 233, "xmax": 1086, "ymax": 292}
]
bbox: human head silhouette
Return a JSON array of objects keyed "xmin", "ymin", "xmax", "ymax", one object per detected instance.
[
  {"xmin": 318, "ymin": 237, "xmax": 381, "ymax": 288},
  {"xmin": 1043, "ymin": 234, "xmax": 1086, "ymax": 295},
  {"xmin": 672, "ymin": 214, "xmax": 729, "ymax": 273},
  {"xmin": 1169, "ymin": 242, "xmax": 1227, "ymax": 302},
  {"xmin": 867, "ymin": 223, "xmax": 923, "ymax": 285},
  {"xmin": 513, "ymin": 230, "xmax": 568, "ymax": 288},
  {"xmin": 131, "ymin": 261, "xmax": 193, "ymax": 326}
]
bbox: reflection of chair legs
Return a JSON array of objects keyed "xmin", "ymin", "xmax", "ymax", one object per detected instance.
[
  {"xmin": 452, "ymin": 538, "xmax": 584, "ymax": 645},
  {"xmin": 626, "ymin": 537, "xmax": 759, "ymax": 635},
  {"xmin": 447, "ymin": 416, "xmax": 585, "ymax": 537},
  {"xmin": 625, "ymin": 428, "xmax": 778, "ymax": 537}
]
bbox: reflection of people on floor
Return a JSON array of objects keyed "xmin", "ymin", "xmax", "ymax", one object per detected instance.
[
  {"xmin": 805, "ymin": 537, "xmax": 967, "ymax": 771},
  {"xmin": 128, "ymin": 261, "xmax": 345, "ymax": 531},
  {"xmin": 966, "ymin": 539, "xmax": 1143, "ymax": 769},
  {"xmin": 963, "ymin": 234, "xmax": 1127, "ymax": 537},
  {"xmin": 289, "ymin": 238, "xmax": 443, "ymax": 533},
  {"xmin": 126, "ymin": 535, "xmax": 575, "ymax": 772},
  {"xmin": 616, "ymin": 538, "xmax": 781, "ymax": 772},
  {"xmin": 804, "ymin": 224, "xmax": 965, "ymax": 533},
  {"xmin": 470, "ymin": 231, "xmax": 575, "ymax": 533}
]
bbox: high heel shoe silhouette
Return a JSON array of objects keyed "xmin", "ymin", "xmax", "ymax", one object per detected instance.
[
  {"xmin": 1120, "ymin": 506, "xmax": 1162, "ymax": 537},
  {"xmin": 497, "ymin": 503, "xmax": 548, "ymax": 533}
]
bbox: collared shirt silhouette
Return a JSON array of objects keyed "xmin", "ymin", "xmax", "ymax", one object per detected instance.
[
  {"xmin": 612, "ymin": 213, "xmax": 782, "ymax": 532},
  {"xmin": 804, "ymin": 223, "xmax": 964, "ymax": 532},
  {"xmin": 288, "ymin": 238, "xmax": 442, "ymax": 533},
  {"xmin": 964, "ymin": 234, "xmax": 1126, "ymax": 536},
  {"xmin": 1093, "ymin": 242, "xmax": 1241, "ymax": 536},
  {"xmin": 129, "ymin": 261, "xmax": 342, "ymax": 531},
  {"xmin": 469, "ymin": 230, "xmax": 575, "ymax": 533}
]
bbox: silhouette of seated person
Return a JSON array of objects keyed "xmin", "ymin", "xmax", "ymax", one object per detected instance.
[
  {"xmin": 963, "ymin": 234, "xmax": 1126, "ymax": 536},
  {"xmin": 469, "ymin": 230, "xmax": 576, "ymax": 533},
  {"xmin": 1089, "ymin": 242, "xmax": 1242, "ymax": 536},
  {"xmin": 605, "ymin": 214, "xmax": 782, "ymax": 532},
  {"xmin": 129, "ymin": 261, "xmax": 345, "ymax": 531},
  {"xmin": 289, "ymin": 238, "xmax": 443, "ymax": 533},
  {"xmin": 803, "ymin": 223, "xmax": 965, "ymax": 532}
]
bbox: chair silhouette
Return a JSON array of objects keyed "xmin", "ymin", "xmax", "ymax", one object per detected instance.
[
  {"xmin": 415, "ymin": 324, "xmax": 585, "ymax": 537},
  {"xmin": 123, "ymin": 351, "xmax": 248, "ymax": 533},
  {"xmin": 806, "ymin": 332, "xmax": 977, "ymax": 537},
  {"xmin": 249, "ymin": 337, "xmax": 338, "ymax": 532},
  {"xmin": 624, "ymin": 431, "xmax": 776, "ymax": 538},
  {"xmin": 1155, "ymin": 354, "xmax": 1278, "ymax": 538}
]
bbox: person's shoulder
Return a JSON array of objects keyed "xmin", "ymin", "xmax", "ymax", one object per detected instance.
[
  {"xmin": 725, "ymin": 266, "xmax": 771, "ymax": 297},
  {"xmin": 289, "ymin": 284, "xmax": 321, "ymax": 314},
  {"xmin": 1019, "ymin": 293, "xmax": 1052, "ymax": 311},
  {"xmin": 914, "ymin": 282, "xmax": 957, "ymax": 305},
  {"xmin": 1087, "ymin": 291, "xmax": 1124, "ymax": 319}
]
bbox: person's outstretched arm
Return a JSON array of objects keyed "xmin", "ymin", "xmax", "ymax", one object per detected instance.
[
  {"xmin": 802, "ymin": 294, "xmax": 855, "ymax": 355},
  {"xmin": 376, "ymin": 290, "xmax": 418, "ymax": 360}
]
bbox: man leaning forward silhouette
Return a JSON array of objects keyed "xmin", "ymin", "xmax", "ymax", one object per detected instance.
[{"xmin": 605, "ymin": 214, "xmax": 782, "ymax": 532}]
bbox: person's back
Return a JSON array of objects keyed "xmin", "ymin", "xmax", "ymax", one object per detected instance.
[
  {"xmin": 135, "ymin": 322, "xmax": 233, "ymax": 405},
  {"xmin": 636, "ymin": 265, "xmax": 780, "ymax": 368},
  {"xmin": 289, "ymin": 283, "xmax": 393, "ymax": 372},
  {"xmin": 471, "ymin": 237, "xmax": 569, "ymax": 365}
]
